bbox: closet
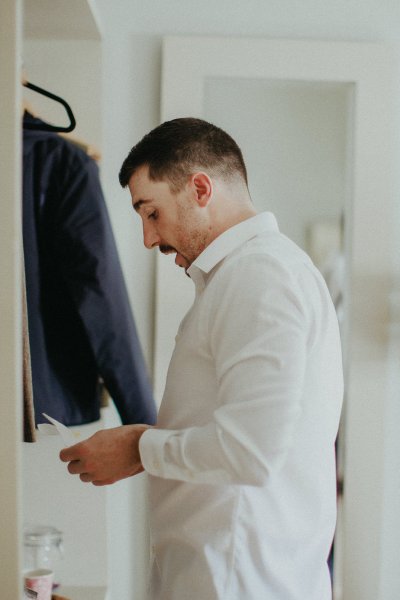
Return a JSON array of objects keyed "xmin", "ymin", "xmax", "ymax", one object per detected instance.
[{"xmin": 0, "ymin": 1, "xmax": 109, "ymax": 597}]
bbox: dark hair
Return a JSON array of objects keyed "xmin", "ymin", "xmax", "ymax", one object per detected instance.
[{"xmin": 118, "ymin": 117, "xmax": 248, "ymax": 191}]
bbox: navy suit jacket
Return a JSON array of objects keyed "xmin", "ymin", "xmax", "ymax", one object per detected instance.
[{"xmin": 23, "ymin": 112, "xmax": 156, "ymax": 426}]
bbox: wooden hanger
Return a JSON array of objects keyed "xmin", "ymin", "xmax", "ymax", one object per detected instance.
[{"xmin": 59, "ymin": 132, "xmax": 102, "ymax": 162}]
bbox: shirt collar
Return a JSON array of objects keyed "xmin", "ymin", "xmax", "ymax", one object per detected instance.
[{"xmin": 188, "ymin": 211, "xmax": 279, "ymax": 280}]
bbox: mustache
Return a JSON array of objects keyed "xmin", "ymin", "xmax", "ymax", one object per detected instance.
[{"xmin": 160, "ymin": 245, "xmax": 176, "ymax": 254}]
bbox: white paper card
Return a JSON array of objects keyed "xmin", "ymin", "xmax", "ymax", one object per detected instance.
[{"xmin": 41, "ymin": 413, "xmax": 76, "ymax": 446}]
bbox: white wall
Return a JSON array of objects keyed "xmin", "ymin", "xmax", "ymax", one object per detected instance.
[
  {"xmin": 23, "ymin": 40, "xmax": 102, "ymax": 147},
  {"xmin": 93, "ymin": 2, "xmax": 400, "ymax": 599},
  {"xmin": 22, "ymin": 426, "xmax": 108, "ymax": 587},
  {"xmin": 204, "ymin": 78, "xmax": 347, "ymax": 249},
  {"xmin": 96, "ymin": 0, "xmax": 400, "ymax": 359},
  {"xmin": 100, "ymin": 32, "xmax": 160, "ymax": 369}
]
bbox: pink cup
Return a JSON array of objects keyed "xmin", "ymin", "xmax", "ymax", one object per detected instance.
[{"xmin": 24, "ymin": 569, "xmax": 53, "ymax": 600}]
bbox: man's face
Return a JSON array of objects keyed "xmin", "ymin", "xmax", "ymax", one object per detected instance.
[{"xmin": 129, "ymin": 165, "xmax": 209, "ymax": 273}]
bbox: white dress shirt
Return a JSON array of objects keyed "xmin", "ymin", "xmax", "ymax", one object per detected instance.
[{"xmin": 139, "ymin": 212, "xmax": 343, "ymax": 599}]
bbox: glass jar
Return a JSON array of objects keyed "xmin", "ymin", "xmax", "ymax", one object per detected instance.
[{"xmin": 23, "ymin": 525, "xmax": 63, "ymax": 588}]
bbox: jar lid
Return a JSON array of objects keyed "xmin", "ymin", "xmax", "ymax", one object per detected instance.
[{"xmin": 23, "ymin": 525, "xmax": 63, "ymax": 546}]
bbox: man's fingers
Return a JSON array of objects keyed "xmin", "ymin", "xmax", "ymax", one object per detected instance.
[
  {"xmin": 65, "ymin": 460, "xmax": 94, "ymax": 482},
  {"xmin": 59, "ymin": 425, "xmax": 147, "ymax": 487},
  {"xmin": 67, "ymin": 460, "xmax": 83, "ymax": 475},
  {"xmin": 60, "ymin": 442, "xmax": 84, "ymax": 462}
]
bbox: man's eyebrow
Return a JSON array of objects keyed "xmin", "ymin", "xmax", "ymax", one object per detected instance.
[{"xmin": 133, "ymin": 198, "xmax": 151, "ymax": 212}]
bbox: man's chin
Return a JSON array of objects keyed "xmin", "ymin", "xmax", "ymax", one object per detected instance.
[
  {"xmin": 175, "ymin": 252, "xmax": 190, "ymax": 270},
  {"xmin": 177, "ymin": 260, "xmax": 191, "ymax": 278}
]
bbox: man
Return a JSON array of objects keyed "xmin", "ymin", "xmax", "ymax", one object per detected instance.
[{"xmin": 60, "ymin": 118, "xmax": 343, "ymax": 599}]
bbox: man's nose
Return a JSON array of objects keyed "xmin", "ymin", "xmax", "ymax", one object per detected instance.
[{"xmin": 143, "ymin": 221, "xmax": 161, "ymax": 249}]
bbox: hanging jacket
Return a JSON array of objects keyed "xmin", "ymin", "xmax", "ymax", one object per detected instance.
[{"xmin": 22, "ymin": 112, "xmax": 157, "ymax": 427}]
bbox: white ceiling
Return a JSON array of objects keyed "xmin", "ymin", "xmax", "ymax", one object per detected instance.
[{"xmin": 96, "ymin": 0, "xmax": 400, "ymax": 41}]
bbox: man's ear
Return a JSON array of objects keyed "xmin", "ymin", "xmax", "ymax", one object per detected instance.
[{"xmin": 191, "ymin": 172, "xmax": 213, "ymax": 207}]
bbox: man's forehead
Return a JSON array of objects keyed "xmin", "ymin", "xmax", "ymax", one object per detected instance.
[
  {"xmin": 129, "ymin": 167, "xmax": 174, "ymax": 211},
  {"xmin": 129, "ymin": 165, "xmax": 149, "ymax": 189},
  {"xmin": 129, "ymin": 167, "xmax": 153, "ymax": 211}
]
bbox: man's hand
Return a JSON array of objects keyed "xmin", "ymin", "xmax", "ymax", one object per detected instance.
[{"xmin": 59, "ymin": 424, "xmax": 152, "ymax": 486}]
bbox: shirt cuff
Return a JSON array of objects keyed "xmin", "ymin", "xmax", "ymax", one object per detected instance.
[{"xmin": 139, "ymin": 427, "xmax": 175, "ymax": 477}]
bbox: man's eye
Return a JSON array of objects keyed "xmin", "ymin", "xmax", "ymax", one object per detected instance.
[{"xmin": 148, "ymin": 211, "xmax": 158, "ymax": 220}]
